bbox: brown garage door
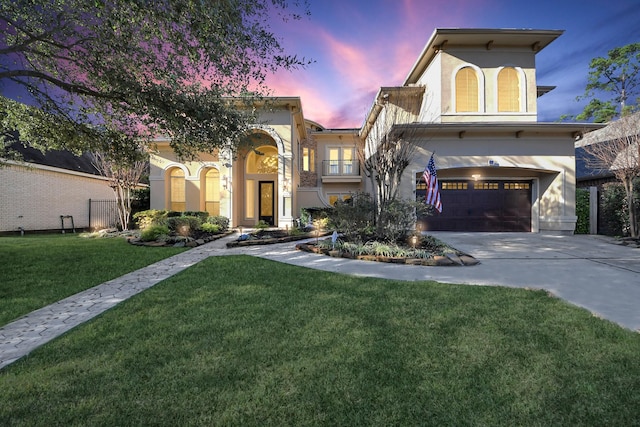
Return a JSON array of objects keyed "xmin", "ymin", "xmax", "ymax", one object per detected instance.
[{"xmin": 417, "ymin": 180, "xmax": 532, "ymax": 232}]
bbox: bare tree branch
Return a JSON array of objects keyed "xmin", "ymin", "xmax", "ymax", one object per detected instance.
[
  {"xmin": 358, "ymin": 86, "xmax": 427, "ymax": 234},
  {"xmin": 582, "ymin": 113, "xmax": 640, "ymax": 236}
]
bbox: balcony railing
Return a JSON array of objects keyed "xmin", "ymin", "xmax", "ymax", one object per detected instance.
[{"xmin": 322, "ymin": 160, "xmax": 360, "ymax": 176}]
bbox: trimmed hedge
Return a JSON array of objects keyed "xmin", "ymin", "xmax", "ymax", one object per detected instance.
[
  {"xmin": 575, "ymin": 188, "xmax": 590, "ymax": 234},
  {"xmin": 134, "ymin": 210, "xmax": 229, "ymax": 233}
]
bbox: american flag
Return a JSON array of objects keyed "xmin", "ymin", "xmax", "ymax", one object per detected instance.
[{"xmin": 423, "ymin": 154, "xmax": 442, "ymax": 212}]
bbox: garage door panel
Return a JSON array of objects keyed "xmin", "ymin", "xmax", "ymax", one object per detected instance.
[{"xmin": 417, "ymin": 180, "xmax": 532, "ymax": 232}]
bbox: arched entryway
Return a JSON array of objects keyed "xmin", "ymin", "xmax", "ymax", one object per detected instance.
[{"xmin": 239, "ymin": 142, "xmax": 279, "ymax": 226}]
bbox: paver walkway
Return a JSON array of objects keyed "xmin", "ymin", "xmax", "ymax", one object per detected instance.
[{"xmin": 0, "ymin": 237, "xmax": 231, "ymax": 370}]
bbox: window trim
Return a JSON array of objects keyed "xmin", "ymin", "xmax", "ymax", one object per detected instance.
[
  {"xmin": 451, "ymin": 63, "xmax": 485, "ymax": 113},
  {"xmin": 494, "ymin": 65, "xmax": 527, "ymax": 113}
]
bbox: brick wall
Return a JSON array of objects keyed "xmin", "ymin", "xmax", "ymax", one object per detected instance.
[{"xmin": 0, "ymin": 163, "xmax": 114, "ymax": 232}]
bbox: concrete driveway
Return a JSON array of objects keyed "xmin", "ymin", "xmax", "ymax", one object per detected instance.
[
  {"xmin": 249, "ymin": 232, "xmax": 640, "ymax": 331},
  {"xmin": 427, "ymin": 232, "xmax": 640, "ymax": 331}
]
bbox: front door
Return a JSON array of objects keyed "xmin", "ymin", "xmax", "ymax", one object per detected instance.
[{"xmin": 259, "ymin": 181, "xmax": 274, "ymax": 226}]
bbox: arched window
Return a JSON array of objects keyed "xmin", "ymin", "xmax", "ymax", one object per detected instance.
[
  {"xmin": 498, "ymin": 67, "xmax": 520, "ymax": 112},
  {"xmin": 246, "ymin": 145, "xmax": 278, "ymax": 174},
  {"xmin": 169, "ymin": 168, "xmax": 186, "ymax": 212},
  {"xmin": 204, "ymin": 168, "xmax": 220, "ymax": 216},
  {"xmin": 455, "ymin": 67, "xmax": 479, "ymax": 112}
]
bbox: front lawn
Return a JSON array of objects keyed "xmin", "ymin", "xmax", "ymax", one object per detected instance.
[
  {"xmin": 1, "ymin": 255, "xmax": 639, "ymax": 426},
  {"xmin": 0, "ymin": 234, "xmax": 186, "ymax": 326}
]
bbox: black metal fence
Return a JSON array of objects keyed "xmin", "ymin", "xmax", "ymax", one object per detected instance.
[{"xmin": 89, "ymin": 199, "xmax": 119, "ymax": 230}]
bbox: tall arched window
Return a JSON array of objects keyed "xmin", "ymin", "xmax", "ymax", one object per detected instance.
[
  {"xmin": 456, "ymin": 67, "xmax": 479, "ymax": 112},
  {"xmin": 169, "ymin": 168, "xmax": 186, "ymax": 211},
  {"xmin": 204, "ymin": 168, "xmax": 220, "ymax": 216},
  {"xmin": 498, "ymin": 67, "xmax": 520, "ymax": 112}
]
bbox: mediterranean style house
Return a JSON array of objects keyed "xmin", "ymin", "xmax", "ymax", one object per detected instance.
[{"xmin": 149, "ymin": 28, "xmax": 602, "ymax": 233}]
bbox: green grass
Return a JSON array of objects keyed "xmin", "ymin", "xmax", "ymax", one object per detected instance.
[
  {"xmin": 1, "ymin": 255, "xmax": 639, "ymax": 426},
  {"xmin": 0, "ymin": 234, "xmax": 186, "ymax": 326}
]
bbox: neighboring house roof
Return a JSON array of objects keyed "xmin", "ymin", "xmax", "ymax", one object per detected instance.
[
  {"xmin": 2, "ymin": 135, "xmax": 101, "ymax": 176},
  {"xmin": 576, "ymin": 146, "xmax": 611, "ymax": 181},
  {"xmin": 575, "ymin": 112, "xmax": 640, "ymax": 182}
]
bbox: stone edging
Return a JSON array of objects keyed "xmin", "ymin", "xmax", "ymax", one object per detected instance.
[
  {"xmin": 127, "ymin": 231, "xmax": 234, "ymax": 247},
  {"xmin": 295, "ymin": 243, "xmax": 479, "ymax": 266},
  {"xmin": 226, "ymin": 232, "xmax": 331, "ymax": 248}
]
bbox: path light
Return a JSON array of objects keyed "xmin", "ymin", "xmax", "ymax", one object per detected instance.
[{"xmin": 411, "ymin": 235, "xmax": 417, "ymax": 248}]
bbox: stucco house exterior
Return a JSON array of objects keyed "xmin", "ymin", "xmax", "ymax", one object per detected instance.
[{"xmin": 149, "ymin": 28, "xmax": 602, "ymax": 233}]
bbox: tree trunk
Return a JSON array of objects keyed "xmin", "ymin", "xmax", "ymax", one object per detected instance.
[
  {"xmin": 111, "ymin": 183, "xmax": 132, "ymax": 231},
  {"xmin": 624, "ymin": 178, "xmax": 638, "ymax": 238}
]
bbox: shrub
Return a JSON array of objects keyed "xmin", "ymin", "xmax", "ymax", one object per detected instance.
[
  {"xmin": 183, "ymin": 211, "xmax": 210, "ymax": 222},
  {"xmin": 133, "ymin": 209, "xmax": 168, "ymax": 229},
  {"xmin": 200, "ymin": 222, "xmax": 220, "ymax": 233},
  {"xmin": 300, "ymin": 207, "xmax": 331, "ymax": 228},
  {"xmin": 206, "ymin": 216, "xmax": 229, "ymax": 231},
  {"xmin": 376, "ymin": 198, "xmax": 430, "ymax": 243},
  {"xmin": 166, "ymin": 216, "xmax": 202, "ymax": 236},
  {"xmin": 327, "ymin": 192, "xmax": 375, "ymax": 241},
  {"xmin": 255, "ymin": 220, "xmax": 270, "ymax": 229},
  {"xmin": 575, "ymin": 188, "xmax": 590, "ymax": 234},
  {"xmin": 600, "ymin": 183, "xmax": 627, "ymax": 236},
  {"xmin": 140, "ymin": 225, "xmax": 170, "ymax": 241}
]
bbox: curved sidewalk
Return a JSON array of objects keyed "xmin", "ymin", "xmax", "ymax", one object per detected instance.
[{"xmin": 2, "ymin": 232, "xmax": 640, "ymax": 370}]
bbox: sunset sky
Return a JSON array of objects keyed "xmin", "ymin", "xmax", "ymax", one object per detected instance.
[{"xmin": 264, "ymin": 0, "xmax": 640, "ymax": 128}]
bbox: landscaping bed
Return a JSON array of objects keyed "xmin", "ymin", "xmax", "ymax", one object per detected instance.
[
  {"xmin": 128, "ymin": 230, "xmax": 233, "ymax": 247},
  {"xmin": 296, "ymin": 239, "xmax": 479, "ymax": 266},
  {"xmin": 226, "ymin": 228, "xmax": 329, "ymax": 248}
]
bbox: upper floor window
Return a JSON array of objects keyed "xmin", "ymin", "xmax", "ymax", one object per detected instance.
[
  {"xmin": 326, "ymin": 147, "xmax": 356, "ymax": 175},
  {"xmin": 498, "ymin": 67, "xmax": 520, "ymax": 112},
  {"xmin": 455, "ymin": 67, "xmax": 479, "ymax": 112},
  {"xmin": 302, "ymin": 147, "xmax": 315, "ymax": 172}
]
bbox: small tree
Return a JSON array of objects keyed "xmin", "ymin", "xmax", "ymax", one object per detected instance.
[
  {"xmin": 576, "ymin": 43, "xmax": 640, "ymax": 123},
  {"xmin": 358, "ymin": 87, "xmax": 429, "ymax": 236},
  {"xmin": 582, "ymin": 113, "xmax": 640, "ymax": 237},
  {"xmin": 92, "ymin": 149, "xmax": 148, "ymax": 231}
]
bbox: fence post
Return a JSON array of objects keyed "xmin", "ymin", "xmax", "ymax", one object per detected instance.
[{"xmin": 589, "ymin": 186, "xmax": 598, "ymax": 235}]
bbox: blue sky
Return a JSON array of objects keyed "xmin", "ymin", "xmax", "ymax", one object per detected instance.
[{"xmin": 265, "ymin": 0, "xmax": 640, "ymax": 128}]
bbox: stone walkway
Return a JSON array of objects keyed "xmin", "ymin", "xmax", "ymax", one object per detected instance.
[{"xmin": 0, "ymin": 237, "xmax": 230, "ymax": 370}]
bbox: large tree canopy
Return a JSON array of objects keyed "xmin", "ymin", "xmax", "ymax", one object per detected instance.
[
  {"xmin": 0, "ymin": 0, "xmax": 310, "ymax": 160},
  {"xmin": 576, "ymin": 43, "xmax": 640, "ymax": 123}
]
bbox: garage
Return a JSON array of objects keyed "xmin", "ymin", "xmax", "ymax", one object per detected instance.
[{"xmin": 417, "ymin": 180, "xmax": 532, "ymax": 232}]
